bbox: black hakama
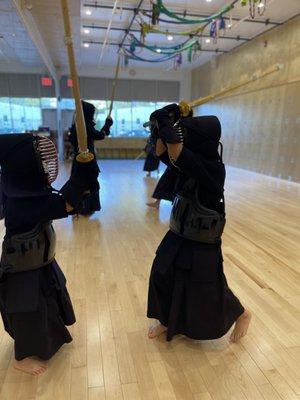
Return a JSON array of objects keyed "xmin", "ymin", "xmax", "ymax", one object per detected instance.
[
  {"xmin": 147, "ymin": 147, "xmax": 244, "ymax": 341},
  {"xmin": 0, "ymin": 194, "xmax": 76, "ymax": 360},
  {"xmin": 143, "ymin": 137, "xmax": 160, "ymax": 173},
  {"xmin": 147, "ymin": 231, "xmax": 244, "ymax": 341},
  {"xmin": 76, "ymin": 191, "xmax": 101, "ymax": 215},
  {"xmin": 143, "ymin": 153, "xmax": 160, "ymax": 172},
  {"xmin": 152, "ymin": 167, "xmax": 178, "ymax": 202},
  {"xmin": 0, "ymin": 261, "xmax": 75, "ymax": 360}
]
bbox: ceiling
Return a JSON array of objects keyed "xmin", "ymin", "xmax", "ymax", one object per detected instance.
[
  {"xmin": 0, "ymin": 0, "xmax": 43, "ymax": 66},
  {"xmin": 0, "ymin": 0, "xmax": 299, "ymax": 73}
]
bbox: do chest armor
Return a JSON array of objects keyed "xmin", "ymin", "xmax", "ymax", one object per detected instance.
[
  {"xmin": 1, "ymin": 222, "xmax": 56, "ymax": 274},
  {"xmin": 170, "ymin": 145, "xmax": 226, "ymax": 244}
]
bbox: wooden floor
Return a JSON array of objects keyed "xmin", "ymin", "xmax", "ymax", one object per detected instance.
[{"xmin": 0, "ymin": 160, "xmax": 299, "ymax": 400}]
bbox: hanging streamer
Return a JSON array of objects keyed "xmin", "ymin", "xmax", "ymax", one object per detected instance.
[
  {"xmin": 151, "ymin": 2, "xmax": 160, "ymax": 25},
  {"xmin": 139, "ymin": 20, "xmax": 205, "ymax": 39},
  {"xmin": 173, "ymin": 53, "xmax": 182, "ymax": 70},
  {"xmin": 123, "ymin": 48, "xmax": 177, "ymax": 63},
  {"xmin": 154, "ymin": 0, "xmax": 237, "ymax": 25},
  {"xmin": 241, "ymin": 0, "xmax": 267, "ymax": 19},
  {"xmin": 129, "ymin": 34, "xmax": 198, "ymax": 56}
]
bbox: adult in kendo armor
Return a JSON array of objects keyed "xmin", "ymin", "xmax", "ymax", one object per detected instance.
[
  {"xmin": 0, "ymin": 133, "xmax": 98, "ymax": 375},
  {"xmin": 146, "ymin": 104, "xmax": 251, "ymax": 342},
  {"xmin": 69, "ymin": 100, "xmax": 113, "ymax": 215}
]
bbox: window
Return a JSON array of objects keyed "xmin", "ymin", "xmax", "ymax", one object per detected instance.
[
  {"xmin": 0, "ymin": 97, "xmax": 42, "ymax": 133},
  {"xmin": 0, "ymin": 97, "xmax": 173, "ymax": 136},
  {"xmin": 41, "ymin": 98, "xmax": 57, "ymax": 109},
  {"xmin": 89, "ymin": 100, "xmax": 171, "ymax": 138}
]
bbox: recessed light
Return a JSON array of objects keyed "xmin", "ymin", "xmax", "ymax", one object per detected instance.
[
  {"xmin": 205, "ymin": 38, "xmax": 211, "ymax": 43},
  {"xmin": 84, "ymin": 29, "xmax": 90, "ymax": 34},
  {"xmin": 84, "ymin": 43, "xmax": 90, "ymax": 48},
  {"xmin": 85, "ymin": 9, "xmax": 92, "ymax": 16},
  {"xmin": 167, "ymin": 34, "xmax": 173, "ymax": 41}
]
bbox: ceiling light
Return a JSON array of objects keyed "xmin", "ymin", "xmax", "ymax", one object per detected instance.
[
  {"xmin": 205, "ymin": 38, "xmax": 211, "ymax": 43},
  {"xmin": 84, "ymin": 43, "xmax": 90, "ymax": 48},
  {"xmin": 84, "ymin": 29, "xmax": 90, "ymax": 34},
  {"xmin": 206, "ymin": 0, "xmax": 212, "ymax": 2},
  {"xmin": 258, "ymin": 2, "xmax": 264, "ymax": 8},
  {"xmin": 85, "ymin": 9, "xmax": 92, "ymax": 15},
  {"xmin": 156, "ymin": 48, "xmax": 162, "ymax": 53},
  {"xmin": 167, "ymin": 34, "xmax": 173, "ymax": 41}
]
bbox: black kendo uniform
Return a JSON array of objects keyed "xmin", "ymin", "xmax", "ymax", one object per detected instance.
[
  {"xmin": 151, "ymin": 167, "xmax": 177, "ymax": 202},
  {"xmin": 0, "ymin": 134, "xmax": 98, "ymax": 360},
  {"xmin": 143, "ymin": 136, "xmax": 160, "ymax": 174},
  {"xmin": 147, "ymin": 111, "xmax": 244, "ymax": 341},
  {"xmin": 69, "ymin": 100, "xmax": 113, "ymax": 215}
]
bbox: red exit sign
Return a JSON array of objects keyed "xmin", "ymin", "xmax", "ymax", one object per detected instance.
[{"xmin": 41, "ymin": 77, "xmax": 53, "ymax": 87}]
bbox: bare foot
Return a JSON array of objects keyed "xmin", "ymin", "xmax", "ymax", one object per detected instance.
[
  {"xmin": 148, "ymin": 322, "xmax": 167, "ymax": 339},
  {"xmin": 14, "ymin": 358, "xmax": 48, "ymax": 376},
  {"xmin": 230, "ymin": 310, "xmax": 252, "ymax": 343},
  {"xmin": 146, "ymin": 200, "xmax": 161, "ymax": 209}
]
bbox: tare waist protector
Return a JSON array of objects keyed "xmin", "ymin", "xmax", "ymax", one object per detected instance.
[
  {"xmin": 170, "ymin": 194, "xmax": 226, "ymax": 243},
  {"xmin": 1, "ymin": 222, "xmax": 56, "ymax": 273}
]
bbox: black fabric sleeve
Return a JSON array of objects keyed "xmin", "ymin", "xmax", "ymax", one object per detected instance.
[
  {"xmin": 158, "ymin": 151, "xmax": 173, "ymax": 167},
  {"xmin": 9, "ymin": 194, "xmax": 69, "ymax": 226},
  {"xmin": 91, "ymin": 127, "xmax": 106, "ymax": 141},
  {"xmin": 173, "ymin": 147, "xmax": 223, "ymax": 195}
]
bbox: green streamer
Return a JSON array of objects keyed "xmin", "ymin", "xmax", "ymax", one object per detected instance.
[
  {"xmin": 131, "ymin": 34, "xmax": 198, "ymax": 56},
  {"xmin": 141, "ymin": 22, "xmax": 205, "ymax": 38},
  {"xmin": 156, "ymin": 0, "xmax": 234, "ymax": 25}
]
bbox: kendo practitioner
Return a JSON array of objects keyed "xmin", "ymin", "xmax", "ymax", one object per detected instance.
[
  {"xmin": 143, "ymin": 135, "xmax": 160, "ymax": 177},
  {"xmin": 0, "ymin": 133, "xmax": 99, "ymax": 375},
  {"xmin": 146, "ymin": 104, "xmax": 251, "ymax": 342},
  {"xmin": 69, "ymin": 100, "xmax": 113, "ymax": 215}
]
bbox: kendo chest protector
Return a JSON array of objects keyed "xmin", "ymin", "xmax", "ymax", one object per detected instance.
[
  {"xmin": 1, "ymin": 222, "xmax": 56, "ymax": 273},
  {"xmin": 169, "ymin": 179, "xmax": 226, "ymax": 244}
]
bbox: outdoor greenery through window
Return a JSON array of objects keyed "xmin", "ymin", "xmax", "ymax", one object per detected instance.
[{"xmin": 0, "ymin": 97, "xmax": 172, "ymax": 137}]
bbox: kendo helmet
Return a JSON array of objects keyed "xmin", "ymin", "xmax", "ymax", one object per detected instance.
[
  {"xmin": 0, "ymin": 134, "xmax": 58, "ymax": 197},
  {"xmin": 178, "ymin": 116, "xmax": 222, "ymax": 160},
  {"xmin": 82, "ymin": 100, "xmax": 96, "ymax": 123}
]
